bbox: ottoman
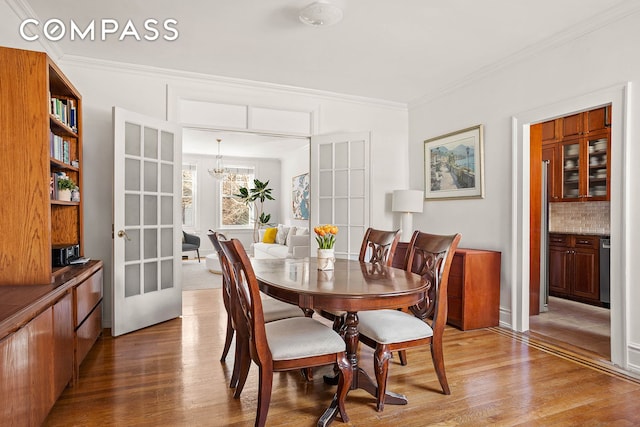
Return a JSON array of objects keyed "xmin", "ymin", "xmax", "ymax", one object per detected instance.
[{"xmin": 205, "ymin": 253, "xmax": 222, "ymax": 273}]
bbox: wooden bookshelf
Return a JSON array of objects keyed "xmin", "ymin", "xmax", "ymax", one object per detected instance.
[{"xmin": 0, "ymin": 46, "xmax": 83, "ymax": 285}]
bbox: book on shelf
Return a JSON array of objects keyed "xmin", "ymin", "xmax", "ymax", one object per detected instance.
[
  {"xmin": 50, "ymin": 96, "xmax": 78, "ymax": 132},
  {"xmin": 50, "ymin": 132, "xmax": 72, "ymax": 164}
]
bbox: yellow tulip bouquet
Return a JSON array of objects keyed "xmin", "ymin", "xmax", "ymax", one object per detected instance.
[{"xmin": 314, "ymin": 224, "xmax": 339, "ymax": 249}]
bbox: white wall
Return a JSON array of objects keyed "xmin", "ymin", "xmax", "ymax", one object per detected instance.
[
  {"xmin": 408, "ymin": 11, "xmax": 640, "ymax": 370},
  {"xmin": 0, "ymin": 22, "xmax": 410, "ymax": 328}
]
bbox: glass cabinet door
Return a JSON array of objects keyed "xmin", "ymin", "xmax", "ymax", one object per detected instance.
[
  {"xmin": 561, "ymin": 141, "xmax": 581, "ymax": 199},
  {"xmin": 587, "ymin": 135, "xmax": 608, "ymax": 200}
]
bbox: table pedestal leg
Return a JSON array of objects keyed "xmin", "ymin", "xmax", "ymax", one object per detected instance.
[{"xmin": 318, "ymin": 311, "xmax": 407, "ymax": 426}]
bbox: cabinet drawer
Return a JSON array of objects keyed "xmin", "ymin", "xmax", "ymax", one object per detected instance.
[
  {"xmin": 549, "ymin": 234, "xmax": 569, "ymax": 247},
  {"xmin": 572, "ymin": 235, "xmax": 599, "ymax": 249},
  {"xmin": 75, "ymin": 269, "xmax": 103, "ymax": 327},
  {"xmin": 76, "ymin": 302, "xmax": 102, "ymax": 367}
]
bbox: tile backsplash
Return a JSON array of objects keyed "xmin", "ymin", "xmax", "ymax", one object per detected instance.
[{"xmin": 549, "ymin": 201, "xmax": 610, "ymax": 235}]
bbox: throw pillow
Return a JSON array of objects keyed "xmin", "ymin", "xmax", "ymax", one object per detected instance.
[
  {"xmin": 285, "ymin": 226, "xmax": 297, "ymax": 246},
  {"xmin": 295, "ymin": 227, "xmax": 309, "ymax": 235},
  {"xmin": 262, "ymin": 227, "xmax": 278, "ymax": 244},
  {"xmin": 276, "ymin": 225, "xmax": 290, "ymax": 245}
]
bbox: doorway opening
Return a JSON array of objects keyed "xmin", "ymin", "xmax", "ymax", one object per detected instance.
[
  {"xmin": 179, "ymin": 128, "xmax": 310, "ymax": 291},
  {"xmin": 528, "ymin": 106, "xmax": 611, "ymax": 361}
]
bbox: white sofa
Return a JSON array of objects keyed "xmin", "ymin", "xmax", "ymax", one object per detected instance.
[{"xmin": 253, "ymin": 225, "xmax": 310, "ymax": 259}]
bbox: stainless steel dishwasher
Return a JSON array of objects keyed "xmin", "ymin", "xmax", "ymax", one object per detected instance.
[{"xmin": 600, "ymin": 237, "xmax": 611, "ymax": 308}]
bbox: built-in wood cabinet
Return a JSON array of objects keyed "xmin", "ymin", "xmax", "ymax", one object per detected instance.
[
  {"xmin": 0, "ymin": 46, "xmax": 83, "ymax": 286},
  {"xmin": 0, "ymin": 261, "xmax": 103, "ymax": 426},
  {"xmin": 393, "ymin": 244, "xmax": 501, "ymax": 330},
  {"xmin": 540, "ymin": 105, "xmax": 610, "ymax": 203},
  {"xmin": 549, "ymin": 234, "xmax": 601, "ymax": 305}
]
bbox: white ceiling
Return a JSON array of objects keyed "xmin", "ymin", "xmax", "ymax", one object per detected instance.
[
  {"xmin": 24, "ymin": 0, "xmax": 630, "ymax": 104},
  {"xmin": 18, "ymin": 0, "xmax": 630, "ymax": 158}
]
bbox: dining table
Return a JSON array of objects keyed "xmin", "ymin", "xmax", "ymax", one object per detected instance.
[{"xmin": 251, "ymin": 256, "xmax": 428, "ymax": 426}]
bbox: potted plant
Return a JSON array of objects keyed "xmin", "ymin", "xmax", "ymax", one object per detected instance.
[
  {"xmin": 234, "ymin": 179, "xmax": 275, "ymax": 243},
  {"xmin": 314, "ymin": 225, "xmax": 338, "ymax": 270},
  {"xmin": 57, "ymin": 176, "xmax": 77, "ymax": 201}
]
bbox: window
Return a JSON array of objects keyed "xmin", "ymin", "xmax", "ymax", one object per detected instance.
[
  {"xmin": 182, "ymin": 164, "xmax": 196, "ymax": 227},
  {"xmin": 221, "ymin": 168, "xmax": 254, "ymax": 228}
]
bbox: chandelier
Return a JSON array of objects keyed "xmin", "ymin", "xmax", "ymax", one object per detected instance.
[{"xmin": 208, "ymin": 138, "xmax": 227, "ymax": 180}]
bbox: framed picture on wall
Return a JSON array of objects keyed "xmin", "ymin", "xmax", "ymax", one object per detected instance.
[
  {"xmin": 424, "ymin": 124, "xmax": 485, "ymax": 200},
  {"xmin": 292, "ymin": 173, "xmax": 310, "ymax": 220}
]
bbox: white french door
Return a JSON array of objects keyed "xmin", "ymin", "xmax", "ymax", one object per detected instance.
[
  {"xmin": 112, "ymin": 107, "xmax": 182, "ymax": 336},
  {"xmin": 310, "ymin": 132, "xmax": 370, "ymax": 259}
]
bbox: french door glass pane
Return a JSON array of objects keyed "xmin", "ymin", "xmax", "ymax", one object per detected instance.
[
  {"xmin": 319, "ymin": 144, "xmax": 332, "ymax": 169},
  {"xmin": 161, "ymin": 260, "xmax": 174, "ymax": 290},
  {"xmin": 144, "ymin": 229, "xmax": 157, "ymax": 259},
  {"xmin": 125, "ymin": 158, "xmax": 140, "ymax": 191},
  {"xmin": 124, "ymin": 229, "xmax": 140, "ymax": 262},
  {"xmin": 350, "ymin": 140, "xmax": 365, "ymax": 168},
  {"xmin": 335, "ymin": 142, "xmax": 348, "ymax": 169},
  {"xmin": 125, "ymin": 194, "xmax": 140, "ymax": 226},
  {"xmin": 144, "ymin": 127, "xmax": 158, "ymax": 159},
  {"xmin": 319, "ymin": 199, "xmax": 332, "ymax": 224},
  {"xmin": 144, "ymin": 195, "xmax": 157, "ymax": 225},
  {"xmin": 144, "ymin": 161, "xmax": 158, "ymax": 192},
  {"xmin": 161, "ymin": 228, "xmax": 173, "ymax": 257},
  {"xmin": 144, "ymin": 262, "xmax": 158, "ymax": 293},
  {"xmin": 125, "ymin": 122, "xmax": 141, "ymax": 156},
  {"xmin": 125, "ymin": 264, "xmax": 140, "ymax": 297},
  {"xmin": 161, "ymin": 164, "xmax": 173, "ymax": 193},
  {"xmin": 335, "ymin": 198, "xmax": 348, "ymax": 224},
  {"xmin": 335, "ymin": 171, "xmax": 348, "ymax": 197},
  {"xmin": 161, "ymin": 131, "xmax": 174, "ymax": 161},
  {"xmin": 161, "ymin": 196, "xmax": 173, "ymax": 224}
]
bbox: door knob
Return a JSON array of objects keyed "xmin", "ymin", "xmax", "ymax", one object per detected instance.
[{"xmin": 117, "ymin": 230, "xmax": 131, "ymax": 241}]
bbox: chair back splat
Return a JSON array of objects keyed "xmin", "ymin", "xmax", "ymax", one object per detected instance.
[
  {"xmin": 407, "ymin": 231, "xmax": 460, "ymax": 323},
  {"xmin": 358, "ymin": 228, "xmax": 401, "ymax": 266}
]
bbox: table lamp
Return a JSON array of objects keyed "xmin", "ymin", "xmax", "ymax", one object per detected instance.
[{"xmin": 392, "ymin": 190, "xmax": 424, "ymax": 242}]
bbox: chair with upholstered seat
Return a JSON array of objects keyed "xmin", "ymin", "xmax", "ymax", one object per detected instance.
[
  {"xmin": 321, "ymin": 228, "xmax": 401, "ymax": 330},
  {"xmin": 356, "ymin": 230, "xmax": 461, "ymax": 411},
  {"xmin": 220, "ymin": 238, "xmax": 351, "ymax": 427},
  {"xmin": 208, "ymin": 232, "xmax": 305, "ymax": 395},
  {"xmin": 182, "ymin": 231, "xmax": 201, "ymax": 261}
]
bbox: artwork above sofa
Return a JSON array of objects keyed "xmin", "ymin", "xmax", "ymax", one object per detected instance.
[{"xmin": 253, "ymin": 224, "xmax": 310, "ymax": 259}]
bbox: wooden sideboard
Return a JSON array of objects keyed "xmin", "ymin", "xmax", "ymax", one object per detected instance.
[
  {"xmin": 0, "ymin": 260, "xmax": 103, "ymax": 426},
  {"xmin": 393, "ymin": 243, "xmax": 501, "ymax": 330}
]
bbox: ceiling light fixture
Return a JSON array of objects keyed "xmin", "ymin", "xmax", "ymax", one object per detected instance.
[
  {"xmin": 208, "ymin": 138, "xmax": 228, "ymax": 180},
  {"xmin": 299, "ymin": 1, "xmax": 343, "ymax": 27}
]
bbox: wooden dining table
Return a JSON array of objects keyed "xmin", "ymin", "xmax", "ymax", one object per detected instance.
[{"xmin": 251, "ymin": 257, "xmax": 428, "ymax": 426}]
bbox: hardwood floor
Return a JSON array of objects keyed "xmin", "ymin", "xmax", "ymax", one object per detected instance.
[
  {"xmin": 44, "ymin": 290, "xmax": 640, "ymax": 426},
  {"xmin": 529, "ymin": 296, "xmax": 611, "ymax": 360}
]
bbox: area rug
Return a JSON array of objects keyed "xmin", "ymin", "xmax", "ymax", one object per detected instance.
[{"xmin": 181, "ymin": 259, "xmax": 223, "ymax": 291}]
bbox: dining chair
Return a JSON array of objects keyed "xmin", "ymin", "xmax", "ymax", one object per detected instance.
[
  {"xmin": 208, "ymin": 231, "xmax": 305, "ymax": 394},
  {"xmin": 219, "ymin": 238, "xmax": 351, "ymax": 427},
  {"xmin": 321, "ymin": 228, "xmax": 401, "ymax": 330},
  {"xmin": 358, "ymin": 227, "xmax": 402, "ymax": 266},
  {"xmin": 356, "ymin": 230, "xmax": 461, "ymax": 411}
]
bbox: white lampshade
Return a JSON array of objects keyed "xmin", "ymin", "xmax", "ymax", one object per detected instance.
[{"xmin": 392, "ymin": 190, "xmax": 424, "ymax": 213}]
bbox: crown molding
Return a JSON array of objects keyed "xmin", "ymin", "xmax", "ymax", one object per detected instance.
[
  {"xmin": 59, "ymin": 54, "xmax": 408, "ymax": 112},
  {"xmin": 5, "ymin": 0, "xmax": 64, "ymax": 59},
  {"xmin": 408, "ymin": 0, "xmax": 640, "ymax": 109}
]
